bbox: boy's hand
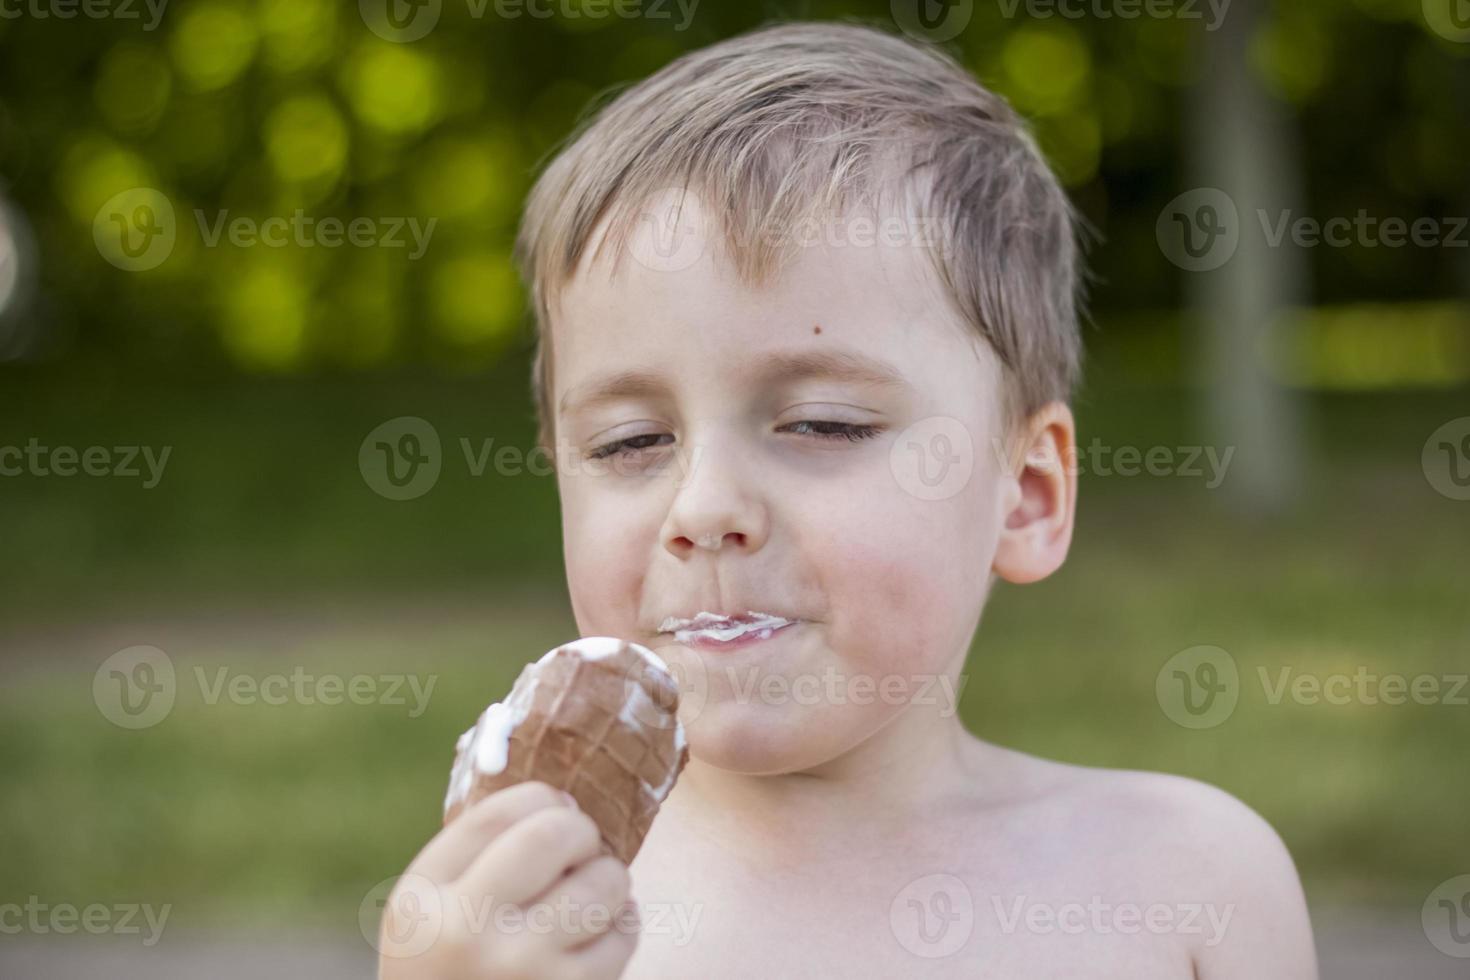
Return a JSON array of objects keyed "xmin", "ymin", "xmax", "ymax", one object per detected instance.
[{"xmin": 377, "ymin": 781, "xmax": 640, "ymax": 980}]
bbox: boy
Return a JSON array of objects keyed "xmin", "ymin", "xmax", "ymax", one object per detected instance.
[{"xmin": 380, "ymin": 21, "xmax": 1317, "ymax": 979}]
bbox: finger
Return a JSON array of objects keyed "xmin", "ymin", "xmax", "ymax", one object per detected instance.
[
  {"xmin": 409, "ymin": 781, "xmax": 574, "ymax": 883},
  {"xmin": 456, "ymin": 803, "xmax": 603, "ymax": 906},
  {"xmin": 528, "ymin": 856, "xmax": 632, "ymax": 949},
  {"xmin": 565, "ymin": 914, "xmax": 640, "ymax": 979}
]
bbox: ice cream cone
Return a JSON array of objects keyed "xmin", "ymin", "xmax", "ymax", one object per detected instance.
[{"xmin": 443, "ymin": 637, "xmax": 689, "ymax": 865}]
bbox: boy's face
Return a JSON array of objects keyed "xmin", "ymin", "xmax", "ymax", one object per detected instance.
[{"xmin": 550, "ymin": 193, "xmax": 1013, "ymax": 775}]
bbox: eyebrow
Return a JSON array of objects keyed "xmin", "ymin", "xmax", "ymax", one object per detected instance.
[{"xmin": 558, "ymin": 347, "xmax": 912, "ymax": 417}]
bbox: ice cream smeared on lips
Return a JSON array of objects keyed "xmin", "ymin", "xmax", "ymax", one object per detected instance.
[
  {"xmin": 658, "ymin": 611, "xmax": 796, "ymax": 644},
  {"xmin": 443, "ymin": 637, "xmax": 689, "ymax": 865}
]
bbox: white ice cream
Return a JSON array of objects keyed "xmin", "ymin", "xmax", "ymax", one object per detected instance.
[{"xmin": 658, "ymin": 610, "xmax": 795, "ymax": 645}]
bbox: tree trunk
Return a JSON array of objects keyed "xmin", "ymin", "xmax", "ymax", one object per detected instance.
[{"xmin": 1186, "ymin": 0, "xmax": 1307, "ymax": 514}]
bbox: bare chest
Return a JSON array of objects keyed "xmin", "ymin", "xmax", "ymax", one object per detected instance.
[{"xmin": 623, "ymin": 837, "xmax": 1200, "ymax": 979}]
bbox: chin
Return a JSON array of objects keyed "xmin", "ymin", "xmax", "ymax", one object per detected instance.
[{"xmin": 680, "ymin": 699, "xmax": 860, "ymax": 775}]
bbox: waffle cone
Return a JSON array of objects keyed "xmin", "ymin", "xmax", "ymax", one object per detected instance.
[{"xmin": 443, "ymin": 637, "xmax": 689, "ymax": 865}]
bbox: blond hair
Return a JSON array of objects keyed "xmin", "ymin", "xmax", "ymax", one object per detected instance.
[{"xmin": 515, "ymin": 20, "xmax": 1086, "ymax": 449}]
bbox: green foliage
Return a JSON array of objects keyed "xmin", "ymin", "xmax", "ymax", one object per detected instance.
[{"xmin": 1, "ymin": 1, "xmax": 1466, "ymax": 371}]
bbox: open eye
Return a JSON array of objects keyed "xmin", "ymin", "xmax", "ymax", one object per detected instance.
[
  {"xmin": 777, "ymin": 420, "xmax": 882, "ymax": 442},
  {"xmin": 588, "ymin": 432, "xmax": 672, "ymax": 460}
]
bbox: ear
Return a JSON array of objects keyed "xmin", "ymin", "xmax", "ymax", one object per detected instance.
[{"xmin": 992, "ymin": 401, "xmax": 1077, "ymax": 585}]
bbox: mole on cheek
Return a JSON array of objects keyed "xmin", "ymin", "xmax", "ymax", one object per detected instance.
[{"xmin": 813, "ymin": 324, "xmax": 822, "ymax": 335}]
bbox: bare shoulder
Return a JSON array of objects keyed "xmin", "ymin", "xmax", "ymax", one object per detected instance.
[{"xmin": 981, "ymin": 747, "xmax": 1319, "ymax": 979}]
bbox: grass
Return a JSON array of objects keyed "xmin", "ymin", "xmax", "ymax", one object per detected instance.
[{"xmin": 1, "ymin": 364, "xmax": 1466, "ymax": 931}]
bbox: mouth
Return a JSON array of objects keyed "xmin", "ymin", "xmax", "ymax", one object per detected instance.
[{"xmin": 656, "ymin": 611, "xmax": 800, "ymax": 650}]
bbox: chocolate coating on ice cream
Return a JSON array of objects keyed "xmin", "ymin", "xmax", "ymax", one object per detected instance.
[{"xmin": 443, "ymin": 637, "xmax": 689, "ymax": 864}]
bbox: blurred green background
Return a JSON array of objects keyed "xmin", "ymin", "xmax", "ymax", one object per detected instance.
[{"xmin": 0, "ymin": 0, "xmax": 1467, "ymax": 946}]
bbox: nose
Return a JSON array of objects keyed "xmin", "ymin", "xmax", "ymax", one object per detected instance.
[{"xmin": 660, "ymin": 432, "xmax": 769, "ymax": 559}]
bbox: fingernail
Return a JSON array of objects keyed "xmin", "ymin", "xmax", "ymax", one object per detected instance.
[{"xmin": 558, "ymin": 790, "xmax": 579, "ymax": 808}]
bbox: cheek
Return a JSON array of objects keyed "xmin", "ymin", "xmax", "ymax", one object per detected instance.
[
  {"xmin": 815, "ymin": 501, "xmax": 983, "ymax": 675},
  {"xmin": 560, "ymin": 480, "xmax": 658, "ymax": 628}
]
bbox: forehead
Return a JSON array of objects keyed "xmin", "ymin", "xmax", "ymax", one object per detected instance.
[{"xmin": 549, "ymin": 190, "xmax": 990, "ymax": 414}]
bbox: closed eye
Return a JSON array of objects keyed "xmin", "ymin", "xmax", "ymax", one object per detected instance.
[
  {"xmin": 588, "ymin": 432, "xmax": 672, "ymax": 460},
  {"xmin": 588, "ymin": 421, "xmax": 881, "ymax": 459},
  {"xmin": 775, "ymin": 420, "xmax": 882, "ymax": 442}
]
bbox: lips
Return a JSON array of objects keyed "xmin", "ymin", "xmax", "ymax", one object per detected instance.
[{"xmin": 657, "ymin": 610, "xmax": 798, "ymax": 645}]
